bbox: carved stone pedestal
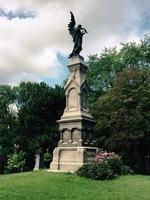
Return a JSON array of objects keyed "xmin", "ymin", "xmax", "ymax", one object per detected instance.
[
  {"xmin": 50, "ymin": 55, "xmax": 98, "ymax": 172},
  {"xmin": 50, "ymin": 147, "xmax": 98, "ymax": 172}
]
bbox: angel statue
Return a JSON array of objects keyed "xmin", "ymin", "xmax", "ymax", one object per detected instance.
[{"xmin": 68, "ymin": 11, "xmax": 87, "ymax": 58}]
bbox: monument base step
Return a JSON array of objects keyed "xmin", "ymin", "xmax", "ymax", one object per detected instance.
[{"xmin": 50, "ymin": 146, "xmax": 99, "ymax": 172}]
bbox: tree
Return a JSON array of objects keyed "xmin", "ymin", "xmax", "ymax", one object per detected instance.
[
  {"xmin": 14, "ymin": 82, "xmax": 65, "ymax": 169},
  {"xmin": 0, "ymin": 85, "xmax": 18, "ymax": 156},
  {"xmin": 92, "ymin": 67, "xmax": 150, "ymax": 172},
  {"xmin": 87, "ymin": 35, "xmax": 150, "ymax": 103},
  {"xmin": 0, "ymin": 82, "xmax": 65, "ymax": 171},
  {"xmin": 0, "ymin": 85, "xmax": 18, "ymax": 173}
]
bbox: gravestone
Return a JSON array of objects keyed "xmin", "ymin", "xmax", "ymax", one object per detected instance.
[
  {"xmin": 34, "ymin": 149, "xmax": 43, "ymax": 170},
  {"xmin": 50, "ymin": 55, "xmax": 98, "ymax": 172}
]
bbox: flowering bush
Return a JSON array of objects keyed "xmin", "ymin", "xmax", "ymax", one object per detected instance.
[
  {"xmin": 77, "ymin": 162, "xmax": 115, "ymax": 180},
  {"xmin": 77, "ymin": 150, "xmax": 133, "ymax": 180},
  {"xmin": 94, "ymin": 150, "xmax": 121, "ymax": 162}
]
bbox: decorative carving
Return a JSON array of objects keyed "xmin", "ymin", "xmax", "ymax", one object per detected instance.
[
  {"xmin": 68, "ymin": 88, "xmax": 78, "ymax": 110},
  {"xmin": 50, "ymin": 14, "xmax": 98, "ymax": 172},
  {"xmin": 81, "ymin": 89, "xmax": 88, "ymax": 110},
  {"xmin": 62, "ymin": 129, "xmax": 70, "ymax": 142},
  {"xmin": 72, "ymin": 128, "xmax": 80, "ymax": 142}
]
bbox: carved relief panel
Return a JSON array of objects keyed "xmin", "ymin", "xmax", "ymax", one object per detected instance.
[
  {"xmin": 72, "ymin": 128, "xmax": 81, "ymax": 143},
  {"xmin": 62, "ymin": 129, "xmax": 70, "ymax": 143},
  {"xmin": 81, "ymin": 89, "xmax": 88, "ymax": 110},
  {"xmin": 68, "ymin": 88, "xmax": 78, "ymax": 110}
]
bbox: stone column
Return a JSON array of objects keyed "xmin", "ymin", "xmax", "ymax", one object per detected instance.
[{"xmin": 50, "ymin": 55, "xmax": 98, "ymax": 172}]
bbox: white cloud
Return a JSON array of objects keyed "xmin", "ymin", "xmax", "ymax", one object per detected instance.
[{"xmin": 0, "ymin": 0, "xmax": 149, "ymax": 85}]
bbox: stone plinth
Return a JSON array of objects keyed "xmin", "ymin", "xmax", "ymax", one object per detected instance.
[
  {"xmin": 50, "ymin": 147, "xmax": 98, "ymax": 172},
  {"xmin": 50, "ymin": 55, "xmax": 98, "ymax": 172}
]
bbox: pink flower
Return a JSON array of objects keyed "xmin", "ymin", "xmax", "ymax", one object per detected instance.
[{"xmin": 94, "ymin": 150, "xmax": 121, "ymax": 163}]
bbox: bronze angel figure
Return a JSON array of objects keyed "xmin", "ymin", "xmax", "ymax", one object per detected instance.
[{"xmin": 68, "ymin": 11, "xmax": 87, "ymax": 58}]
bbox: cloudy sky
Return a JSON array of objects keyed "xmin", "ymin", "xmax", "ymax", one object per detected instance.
[{"xmin": 0, "ymin": 0, "xmax": 149, "ymax": 86}]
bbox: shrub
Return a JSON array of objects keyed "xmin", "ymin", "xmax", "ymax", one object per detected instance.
[
  {"xmin": 106, "ymin": 158, "xmax": 124, "ymax": 174},
  {"xmin": 5, "ymin": 151, "xmax": 26, "ymax": 173},
  {"xmin": 94, "ymin": 150, "xmax": 121, "ymax": 162},
  {"xmin": 0, "ymin": 157, "xmax": 6, "ymax": 174},
  {"xmin": 77, "ymin": 162, "xmax": 115, "ymax": 180},
  {"xmin": 77, "ymin": 150, "xmax": 133, "ymax": 180},
  {"xmin": 0, "ymin": 147, "xmax": 7, "ymax": 174},
  {"xmin": 120, "ymin": 165, "xmax": 134, "ymax": 175},
  {"xmin": 43, "ymin": 151, "xmax": 52, "ymax": 168}
]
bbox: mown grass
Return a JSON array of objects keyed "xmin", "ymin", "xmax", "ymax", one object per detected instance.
[{"xmin": 0, "ymin": 170, "xmax": 150, "ymax": 200}]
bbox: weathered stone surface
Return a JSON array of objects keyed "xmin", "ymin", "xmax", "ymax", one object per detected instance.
[
  {"xmin": 34, "ymin": 153, "xmax": 43, "ymax": 170},
  {"xmin": 50, "ymin": 55, "xmax": 98, "ymax": 172},
  {"xmin": 50, "ymin": 147, "xmax": 98, "ymax": 172}
]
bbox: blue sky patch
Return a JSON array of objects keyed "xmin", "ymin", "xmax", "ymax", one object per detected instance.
[{"xmin": 0, "ymin": 8, "xmax": 36, "ymax": 20}]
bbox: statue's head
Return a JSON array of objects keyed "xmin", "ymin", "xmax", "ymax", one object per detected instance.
[{"xmin": 78, "ymin": 24, "xmax": 82, "ymax": 29}]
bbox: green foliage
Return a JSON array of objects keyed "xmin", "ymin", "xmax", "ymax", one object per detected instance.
[
  {"xmin": 92, "ymin": 67, "xmax": 150, "ymax": 172},
  {"xmin": 87, "ymin": 35, "xmax": 150, "ymax": 103},
  {"xmin": 5, "ymin": 151, "xmax": 26, "ymax": 173},
  {"xmin": 43, "ymin": 151, "xmax": 52, "ymax": 168},
  {"xmin": 0, "ymin": 85, "xmax": 21, "ymax": 171},
  {"xmin": 43, "ymin": 152, "xmax": 52, "ymax": 163},
  {"xmin": 94, "ymin": 150, "xmax": 126, "ymax": 175},
  {"xmin": 77, "ymin": 159, "xmax": 132, "ymax": 180},
  {"xmin": 0, "ymin": 82, "xmax": 65, "ymax": 172},
  {"xmin": 15, "ymin": 82, "xmax": 65, "ymax": 169},
  {"xmin": 106, "ymin": 158, "xmax": 124, "ymax": 175},
  {"xmin": 77, "ymin": 151, "xmax": 132, "ymax": 180},
  {"xmin": 120, "ymin": 165, "xmax": 134, "ymax": 175},
  {"xmin": 0, "ymin": 85, "xmax": 19, "ymax": 158},
  {"xmin": 77, "ymin": 162, "xmax": 115, "ymax": 180},
  {"xmin": 106, "ymin": 158, "xmax": 133, "ymax": 175},
  {"xmin": 16, "ymin": 82, "xmax": 65, "ymax": 150}
]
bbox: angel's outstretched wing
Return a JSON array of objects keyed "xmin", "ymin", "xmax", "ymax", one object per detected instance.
[{"xmin": 68, "ymin": 11, "xmax": 76, "ymax": 39}]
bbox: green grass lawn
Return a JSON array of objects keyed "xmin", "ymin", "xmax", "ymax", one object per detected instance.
[{"xmin": 0, "ymin": 171, "xmax": 150, "ymax": 200}]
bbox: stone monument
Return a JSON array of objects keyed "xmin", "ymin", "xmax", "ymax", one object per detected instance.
[
  {"xmin": 50, "ymin": 12, "xmax": 98, "ymax": 172},
  {"xmin": 34, "ymin": 149, "xmax": 43, "ymax": 170}
]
